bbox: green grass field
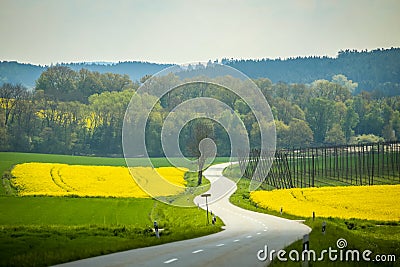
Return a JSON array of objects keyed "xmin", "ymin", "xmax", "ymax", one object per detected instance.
[
  {"xmin": 223, "ymin": 164, "xmax": 400, "ymax": 266},
  {"xmin": 0, "ymin": 152, "xmax": 226, "ymax": 266},
  {"xmin": 0, "ymin": 151, "xmax": 230, "ymax": 174},
  {"xmin": 0, "ymin": 197, "xmax": 223, "ymax": 266}
]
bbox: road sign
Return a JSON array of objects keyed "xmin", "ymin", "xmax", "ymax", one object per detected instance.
[
  {"xmin": 322, "ymin": 221, "xmax": 326, "ymax": 234},
  {"xmin": 201, "ymin": 193, "xmax": 211, "ymax": 224}
]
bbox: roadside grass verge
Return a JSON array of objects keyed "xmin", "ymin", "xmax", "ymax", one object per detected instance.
[
  {"xmin": 269, "ymin": 218, "xmax": 399, "ymax": 266},
  {"xmin": 223, "ymin": 164, "xmax": 400, "ymax": 266},
  {"xmin": 0, "ymin": 197, "xmax": 223, "ymax": 266},
  {"xmin": 163, "ymin": 171, "xmax": 211, "ymax": 207},
  {"xmin": 223, "ymin": 164, "xmax": 299, "ymax": 220}
]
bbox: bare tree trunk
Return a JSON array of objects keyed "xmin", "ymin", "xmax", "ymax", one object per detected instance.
[
  {"xmin": 197, "ymin": 156, "xmax": 205, "ymax": 185},
  {"xmin": 197, "ymin": 170, "xmax": 203, "ymax": 186}
]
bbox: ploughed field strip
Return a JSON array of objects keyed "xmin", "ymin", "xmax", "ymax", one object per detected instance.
[{"xmin": 11, "ymin": 163, "xmax": 187, "ymax": 197}]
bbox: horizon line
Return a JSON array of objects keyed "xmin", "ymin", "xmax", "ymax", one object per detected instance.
[{"xmin": 1, "ymin": 46, "xmax": 399, "ymax": 67}]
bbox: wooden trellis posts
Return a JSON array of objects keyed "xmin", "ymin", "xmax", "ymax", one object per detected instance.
[{"xmin": 238, "ymin": 141, "xmax": 400, "ymax": 189}]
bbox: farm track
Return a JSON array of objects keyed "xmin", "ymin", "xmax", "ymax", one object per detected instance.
[{"xmin": 50, "ymin": 166, "xmax": 76, "ymax": 193}]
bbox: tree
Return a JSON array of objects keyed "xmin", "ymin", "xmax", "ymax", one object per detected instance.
[
  {"xmin": 331, "ymin": 74, "xmax": 358, "ymax": 94},
  {"xmin": 392, "ymin": 110, "xmax": 400, "ymax": 140},
  {"xmin": 8, "ymin": 90, "xmax": 38, "ymax": 151},
  {"xmin": 100, "ymin": 73, "xmax": 133, "ymax": 92},
  {"xmin": 76, "ymin": 69, "xmax": 103, "ymax": 102},
  {"xmin": 0, "ymin": 111, "xmax": 9, "ymax": 150},
  {"xmin": 87, "ymin": 90, "xmax": 135, "ymax": 154},
  {"xmin": 341, "ymin": 101, "xmax": 359, "ymax": 141},
  {"xmin": 382, "ymin": 123, "xmax": 396, "ymax": 141},
  {"xmin": 359, "ymin": 103, "xmax": 385, "ymax": 136},
  {"xmin": 0, "ymin": 83, "xmax": 26, "ymax": 126},
  {"xmin": 274, "ymin": 120, "xmax": 289, "ymax": 148},
  {"xmin": 287, "ymin": 119, "xmax": 313, "ymax": 148},
  {"xmin": 35, "ymin": 66, "xmax": 78, "ymax": 101},
  {"xmin": 253, "ymin": 78, "xmax": 273, "ymax": 100},
  {"xmin": 140, "ymin": 74, "xmax": 152, "ymax": 84},
  {"xmin": 306, "ymin": 98, "xmax": 337, "ymax": 144},
  {"xmin": 311, "ymin": 79, "xmax": 351, "ymax": 102},
  {"xmin": 234, "ymin": 99, "xmax": 250, "ymax": 114},
  {"xmin": 187, "ymin": 119, "xmax": 215, "ymax": 185},
  {"xmin": 325, "ymin": 124, "xmax": 346, "ymax": 145},
  {"xmin": 273, "ymin": 98, "xmax": 305, "ymax": 124}
]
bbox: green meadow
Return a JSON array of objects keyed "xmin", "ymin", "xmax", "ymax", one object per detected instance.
[{"xmin": 0, "ymin": 152, "xmax": 224, "ymax": 267}]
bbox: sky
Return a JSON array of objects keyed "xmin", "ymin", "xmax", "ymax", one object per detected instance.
[{"xmin": 1, "ymin": 0, "xmax": 400, "ymax": 66}]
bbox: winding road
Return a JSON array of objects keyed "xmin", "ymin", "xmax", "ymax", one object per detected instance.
[{"xmin": 55, "ymin": 163, "xmax": 311, "ymax": 267}]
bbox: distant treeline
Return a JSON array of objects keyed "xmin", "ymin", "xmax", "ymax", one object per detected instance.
[
  {"xmin": 0, "ymin": 61, "xmax": 170, "ymax": 88},
  {"xmin": 0, "ymin": 65, "xmax": 399, "ymax": 157},
  {"xmin": 224, "ymin": 48, "xmax": 400, "ymax": 96},
  {"xmin": 1, "ymin": 48, "xmax": 400, "ymax": 96}
]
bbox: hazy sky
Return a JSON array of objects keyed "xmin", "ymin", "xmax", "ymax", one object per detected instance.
[{"xmin": 1, "ymin": 0, "xmax": 399, "ymax": 65}]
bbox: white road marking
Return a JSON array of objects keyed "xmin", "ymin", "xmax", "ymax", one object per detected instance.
[
  {"xmin": 257, "ymin": 232, "xmax": 261, "ymax": 235},
  {"xmin": 263, "ymin": 229, "xmax": 267, "ymax": 231},
  {"xmin": 246, "ymin": 235, "xmax": 252, "ymax": 238},
  {"xmin": 164, "ymin": 258, "xmax": 178, "ymax": 264},
  {"xmin": 233, "ymin": 239, "xmax": 240, "ymax": 242},
  {"xmin": 192, "ymin": 250, "xmax": 203, "ymax": 254},
  {"xmin": 216, "ymin": 243, "xmax": 225, "ymax": 247}
]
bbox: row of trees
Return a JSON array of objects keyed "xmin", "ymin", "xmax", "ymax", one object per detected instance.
[
  {"xmin": 1, "ymin": 66, "xmax": 399, "ymax": 156},
  {"xmin": 259, "ymin": 77, "xmax": 399, "ymax": 147},
  {"xmin": 0, "ymin": 82, "xmax": 135, "ymax": 155},
  {"xmin": 35, "ymin": 66, "xmax": 138, "ymax": 102}
]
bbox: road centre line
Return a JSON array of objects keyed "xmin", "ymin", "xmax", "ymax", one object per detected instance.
[
  {"xmin": 233, "ymin": 239, "xmax": 240, "ymax": 242},
  {"xmin": 216, "ymin": 243, "xmax": 225, "ymax": 247},
  {"xmin": 164, "ymin": 258, "xmax": 178, "ymax": 264},
  {"xmin": 192, "ymin": 250, "xmax": 203, "ymax": 254}
]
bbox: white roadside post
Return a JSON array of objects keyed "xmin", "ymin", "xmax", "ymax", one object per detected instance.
[{"xmin": 302, "ymin": 234, "xmax": 309, "ymax": 267}]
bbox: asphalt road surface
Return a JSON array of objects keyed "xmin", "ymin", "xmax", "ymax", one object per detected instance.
[{"xmin": 55, "ymin": 163, "xmax": 311, "ymax": 267}]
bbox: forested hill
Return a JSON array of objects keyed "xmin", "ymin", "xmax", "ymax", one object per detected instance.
[
  {"xmin": 1, "ymin": 47, "xmax": 399, "ymax": 95},
  {"xmin": 0, "ymin": 61, "xmax": 171, "ymax": 88},
  {"xmin": 224, "ymin": 48, "xmax": 400, "ymax": 95}
]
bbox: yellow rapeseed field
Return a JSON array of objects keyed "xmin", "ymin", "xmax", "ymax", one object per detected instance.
[
  {"xmin": 129, "ymin": 167, "xmax": 187, "ymax": 197},
  {"xmin": 11, "ymin": 163, "xmax": 187, "ymax": 198},
  {"xmin": 250, "ymin": 185, "xmax": 400, "ymax": 221}
]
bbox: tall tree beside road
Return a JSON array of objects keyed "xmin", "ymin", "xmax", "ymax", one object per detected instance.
[{"xmin": 186, "ymin": 119, "xmax": 215, "ymax": 185}]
